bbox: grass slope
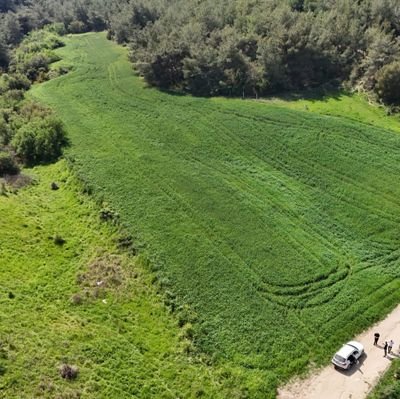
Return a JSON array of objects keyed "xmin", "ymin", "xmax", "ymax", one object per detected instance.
[
  {"xmin": 0, "ymin": 161, "xmax": 233, "ymax": 399},
  {"xmin": 31, "ymin": 32, "xmax": 400, "ymax": 397}
]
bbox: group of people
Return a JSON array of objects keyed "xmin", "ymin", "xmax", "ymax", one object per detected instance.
[{"xmin": 374, "ymin": 333, "xmax": 395, "ymax": 357}]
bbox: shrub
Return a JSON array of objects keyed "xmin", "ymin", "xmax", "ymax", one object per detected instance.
[
  {"xmin": 70, "ymin": 293, "xmax": 83, "ymax": 305},
  {"xmin": 11, "ymin": 116, "xmax": 68, "ymax": 165},
  {"xmin": 53, "ymin": 234, "xmax": 66, "ymax": 245},
  {"xmin": 0, "ymin": 119, "xmax": 13, "ymax": 145},
  {"xmin": 99, "ymin": 207, "xmax": 119, "ymax": 222},
  {"xmin": 68, "ymin": 21, "xmax": 88, "ymax": 34},
  {"xmin": 0, "ymin": 73, "xmax": 31, "ymax": 94},
  {"xmin": 12, "ymin": 30, "xmax": 63, "ymax": 82},
  {"xmin": 0, "ymin": 152, "xmax": 19, "ymax": 176},
  {"xmin": 45, "ymin": 23, "xmax": 67, "ymax": 37},
  {"xmin": 16, "ymin": 102, "xmax": 52, "ymax": 122},
  {"xmin": 47, "ymin": 66, "xmax": 70, "ymax": 80},
  {"xmin": 19, "ymin": 53, "xmax": 52, "ymax": 81},
  {"xmin": 0, "ymin": 41, "xmax": 9, "ymax": 69},
  {"xmin": 375, "ymin": 62, "xmax": 400, "ymax": 105},
  {"xmin": 3, "ymin": 89, "xmax": 24, "ymax": 106},
  {"xmin": 59, "ymin": 364, "xmax": 79, "ymax": 380},
  {"xmin": 19, "ymin": 31, "xmax": 64, "ymax": 52},
  {"xmin": 0, "ymin": 182, "xmax": 6, "ymax": 196}
]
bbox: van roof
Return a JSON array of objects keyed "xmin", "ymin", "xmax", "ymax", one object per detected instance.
[{"xmin": 336, "ymin": 341, "xmax": 362, "ymax": 358}]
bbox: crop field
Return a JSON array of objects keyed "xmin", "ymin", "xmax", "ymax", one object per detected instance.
[{"xmin": 31, "ymin": 33, "xmax": 400, "ymax": 397}]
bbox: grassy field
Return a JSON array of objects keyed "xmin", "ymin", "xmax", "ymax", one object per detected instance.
[
  {"xmin": 368, "ymin": 359, "xmax": 400, "ymax": 399},
  {"xmin": 31, "ymin": 32, "xmax": 400, "ymax": 397},
  {"xmin": 0, "ymin": 161, "xmax": 236, "ymax": 399},
  {"xmin": 266, "ymin": 90, "xmax": 400, "ymax": 134}
]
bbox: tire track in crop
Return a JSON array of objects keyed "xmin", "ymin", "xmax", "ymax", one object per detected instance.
[
  {"xmin": 80, "ymin": 64, "xmax": 390, "ymax": 300},
  {"xmin": 184, "ymin": 120, "xmax": 372, "ymax": 281},
  {"xmin": 181, "ymin": 104, "xmax": 400, "ymax": 248},
  {"xmin": 148, "ymin": 111, "xmax": 396, "ymax": 308},
  {"xmin": 102, "ymin": 92, "xmax": 355, "ymax": 293},
  {"xmin": 131, "ymin": 146, "xmax": 353, "ymax": 308},
  {"xmin": 59, "ymin": 37, "xmax": 397, "ymax": 310},
  {"xmin": 315, "ymin": 278, "xmax": 399, "ymax": 338},
  {"xmin": 155, "ymin": 177, "xmax": 347, "ymax": 309},
  {"xmin": 173, "ymin": 105, "xmax": 349, "ymax": 256},
  {"xmin": 223, "ymin": 126, "xmax": 400, "ymax": 225},
  {"xmin": 102, "ymin": 57, "xmax": 400, "ymax": 218},
  {"xmin": 213, "ymin": 106, "xmax": 400, "ymax": 211}
]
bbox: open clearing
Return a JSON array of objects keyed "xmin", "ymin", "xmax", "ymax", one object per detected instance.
[
  {"xmin": 31, "ymin": 32, "xmax": 400, "ymax": 397},
  {"xmin": 279, "ymin": 304, "xmax": 400, "ymax": 399}
]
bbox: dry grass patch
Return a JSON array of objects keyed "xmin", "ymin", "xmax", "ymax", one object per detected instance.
[{"xmin": 73, "ymin": 253, "xmax": 134, "ymax": 303}]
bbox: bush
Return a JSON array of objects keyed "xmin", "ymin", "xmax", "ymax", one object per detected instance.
[
  {"xmin": 70, "ymin": 293, "xmax": 83, "ymax": 305},
  {"xmin": 19, "ymin": 31, "xmax": 64, "ymax": 52},
  {"xmin": 3, "ymin": 89, "xmax": 24, "ymax": 106},
  {"xmin": 45, "ymin": 23, "xmax": 67, "ymax": 37},
  {"xmin": 0, "ymin": 119, "xmax": 13, "ymax": 145},
  {"xmin": 375, "ymin": 62, "xmax": 400, "ymax": 105},
  {"xmin": 68, "ymin": 21, "xmax": 88, "ymax": 34},
  {"xmin": 47, "ymin": 65, "xmax": 70, "ymax": 80},
  {"xmin": 16, "ymin": 102, "xmax": 52, "ymax": 122},
  {"xmin": 11, "ymin": 30, "xmax": 64, "ymax": 82},
  {"xmin": 0, "ymin": 152, "xmax": 19, "ymax": 176},
  {"xmin": 18, "ymin": 53, "xmax": 53, "ymax": 81},
  {"xmin": 59, "ymin": 364, "xmax": 79, "ymax": 380},
  {"xmin": 53, "ymin": 234, "xmax": 66, "ymax": 245},
  {"xmin": 11, "ymin": 116, "xmax": 68, "ymax": 165},
  {"xmin": 0, "ymin": 73, "xmax": 31, "ymax": 94}
]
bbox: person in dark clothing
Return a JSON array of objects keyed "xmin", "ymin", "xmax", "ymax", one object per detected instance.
[
  {"xmin": 374, "ymin": 332, "xmax": 380, "ymax": 346},
  {"xmin": 384, "ymin": 341, "xmax": 388, "ymax": 357},
  {"xmin": 348, "ymin": 354, "xmax": 356, "ymax": 365}
]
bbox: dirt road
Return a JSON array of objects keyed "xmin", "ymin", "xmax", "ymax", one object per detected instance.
[{"xmin": 278, "ymin": 305, "xmax": 400, "ymax": 399}]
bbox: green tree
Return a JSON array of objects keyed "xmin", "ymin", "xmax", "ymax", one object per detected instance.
[
  {"xmin": 0, "ymin": 12, "xmax": 23, "ymax": 45},
  {"xmin": 375, "ymin": 61, "xmax": 400, "ymax": 105},
  {"xmin": 0, "ymin": 152, "xmax": 19, "ymax": 176},
  {"xmin": 0, "ymin": 40, "xmax": 9, "ymax": 69},
  {"xmin": 355, "ymin": 27, "xmax": 400, "ymax": 91},
  {"xmin": 12, "ymin": 116, "xmax": 68, "ymax": 165}
]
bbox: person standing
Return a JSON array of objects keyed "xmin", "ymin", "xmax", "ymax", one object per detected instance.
[
  {"xmin": 388, "ymin": 340, "xmax": 394, "ymax": 354},
  {"xmin": 384, "ymin": 341, "xmax": 388, "ymax": 357},
  {"xmin": 374, "ymin": 332, "xmax": 380, "ymax": 346}
]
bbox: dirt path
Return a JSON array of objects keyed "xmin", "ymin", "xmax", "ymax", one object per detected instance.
[{"xmin": 278, "ymin": 305, "xmax": 400, "ymax": 399}]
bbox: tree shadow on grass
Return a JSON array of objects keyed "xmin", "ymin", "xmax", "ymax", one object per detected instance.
[
  {"xmin": 143, "ymin": 82, "xmax": 347, "ymax": 105},
  {"xmin": 267, "ymin": 86, "xmax": 345, "ymax": 104},
  {"xmin": 140, "ymin": 76, "xmax": 348, "ymax": 109}
]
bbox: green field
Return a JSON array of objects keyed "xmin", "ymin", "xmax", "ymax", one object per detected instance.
[
  {"xmin": 31, "ymin": 32, "xmax": 400, "ymax": 397},
  {"xmin": 0, "ymin": 161, "xmax": 237, "ymax": 398}
]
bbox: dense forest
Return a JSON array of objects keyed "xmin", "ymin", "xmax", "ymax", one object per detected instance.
[{"xmin": 1, "ymin": 0, "xmax": 400, "ymax": 102}]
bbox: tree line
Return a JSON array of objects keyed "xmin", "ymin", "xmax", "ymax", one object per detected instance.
[{"xmin": 1, "ymin": 0, "xmax": 400, "ymax": 105}]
